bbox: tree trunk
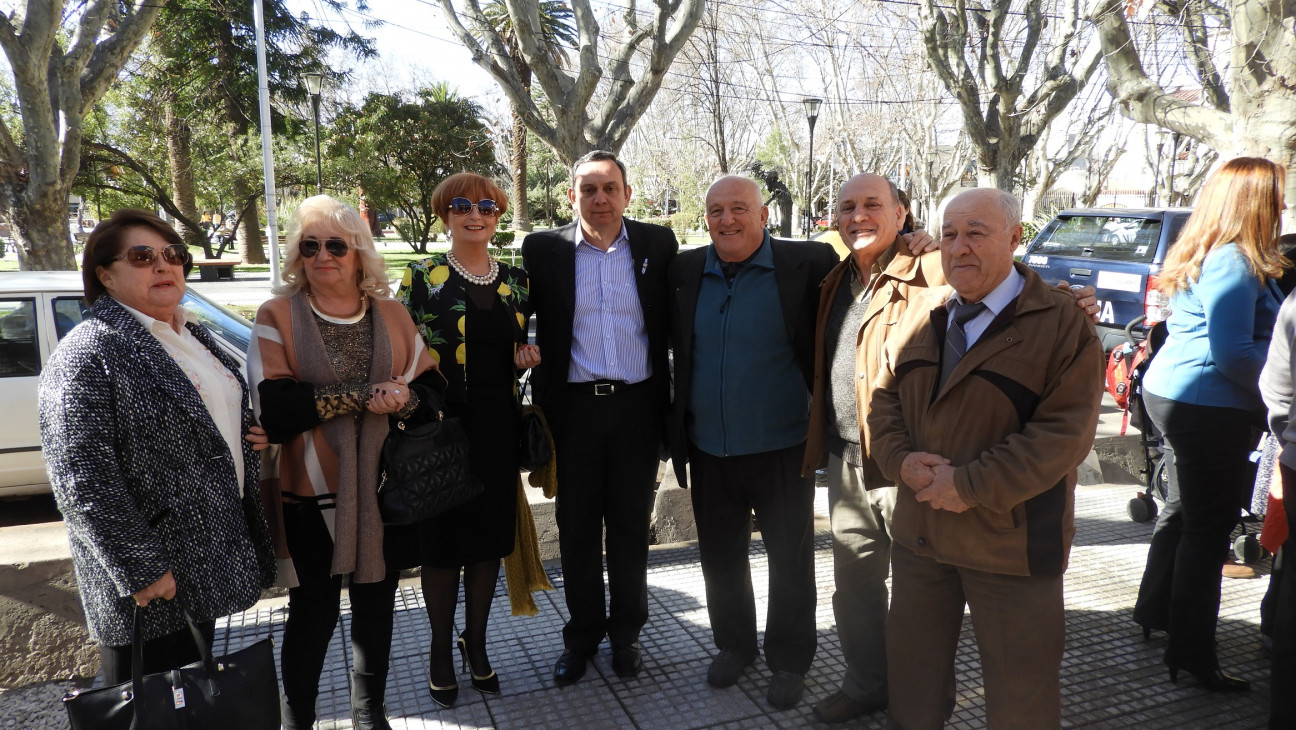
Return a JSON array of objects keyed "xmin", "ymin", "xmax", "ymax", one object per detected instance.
[
  {"xmin": 512, "ymin": 107, "xmax": 532, "ymax": 232},
  {"xmin": 0, "ymin": 0, "xmax": 164, "ymax": 271},
  {"xmin": 232, "ymin": 176, "xmax": 266, "ymax": 265},
  {"xmin": 164, "ymin": 96, "xmax": 208, "ymax": 256},
  {"xmin": 511, "ymin": 60, "xmax": 532, "ymax": 233},
  {"xmin": 10, "ymin": 198, "xmax": 76, "ymax": 270}
]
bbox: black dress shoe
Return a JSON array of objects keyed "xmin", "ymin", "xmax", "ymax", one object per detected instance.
[
  {"xmin": 611, "ymin": 643, "xmax": 644, "ymax": 678},
  {"xmin": 553, "ymin": 649, "xmax": 590, "ymax": 686},
  {"xmin": 1167, "ymin": 662, "xmax": 1251, "ymax": 692}
]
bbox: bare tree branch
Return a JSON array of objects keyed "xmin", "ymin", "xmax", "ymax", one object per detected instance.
[{"xmin": 438, "ymin": 0, "xmax": 704, "ymax": 163}]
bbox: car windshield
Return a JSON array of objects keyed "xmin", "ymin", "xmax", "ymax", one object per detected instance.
[
  {"xmin": 1029, "ymin": 215, "xmax": 1164, "ymax": 263},
  {"xmin": 181, "ymin": 290, "xmax": 252, "ymax": 354}
]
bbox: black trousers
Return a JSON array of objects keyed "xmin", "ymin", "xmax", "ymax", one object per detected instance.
[
  {"xmin": 688, "ymin": 441, "xmax": 817, "ymax": 674},
  {"xmin": 280, "ymin": 571, "xmax": 400, "ymax": 712},
  {"xmin": 100, "ymin": 619, "xmax": 216, "ymax": 686},
  {"xmin": 1134, "ymin": 393, "xmax": 1258, "ymax": 668},
  {"xmin": 555, "ymin": 384, "xmax": 662, "ymax": 654},
  {"xmin": 1273, "ymin": 465, "xmax": 1296, "ymax": 729}
]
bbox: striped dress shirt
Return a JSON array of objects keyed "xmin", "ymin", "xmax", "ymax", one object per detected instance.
[{"xmin": 568, "ymin": 222, "xmax": 651, "ymax": 383}]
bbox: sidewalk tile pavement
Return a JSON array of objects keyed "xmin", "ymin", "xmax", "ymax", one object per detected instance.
[
  {"xmin": 207, "ymin": 484, "xmax": 1273, "ymax": 729},
  {"xmin": 4, "ymin": 484, "xmax": 1273, "ymax": 728}
]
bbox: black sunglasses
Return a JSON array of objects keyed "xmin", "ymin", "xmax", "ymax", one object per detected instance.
[
  {"xmin": 299, "ymin": 237, "xmax": 350, "ymax": 258},
  {"xmin": 111, "ymin": 244, "xmax": 190, "ymax": 268},
  {"xmin": 448, "ymin": 198, "xmax": 500, "ymax": 217}
]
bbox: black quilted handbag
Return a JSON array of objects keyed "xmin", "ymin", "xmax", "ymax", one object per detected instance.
[
  {"xmin": 63, "ymin": 605, "xmax": 278, "ymax": 730},
  {"xmin": 377, "ymin": 403, "xmax": 481, "ymax": 525}
]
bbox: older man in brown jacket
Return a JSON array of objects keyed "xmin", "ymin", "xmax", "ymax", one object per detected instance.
[
  {"xmin": 868, "ymin": 188, "xmax": 1104, "ymax": 729},
  {"xmin": 801, "ymin": 173, "xmax": 943, "ymax": 722}
]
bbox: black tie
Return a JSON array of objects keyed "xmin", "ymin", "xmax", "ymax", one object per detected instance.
[{"xmin": 939, "ymin": 300, "xmax": 986, "ymax": 389}]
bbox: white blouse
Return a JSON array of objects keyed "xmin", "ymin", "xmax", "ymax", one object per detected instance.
[{"xmin": 118, "ymin": 301, "xmax": 247, "ymax": 495}]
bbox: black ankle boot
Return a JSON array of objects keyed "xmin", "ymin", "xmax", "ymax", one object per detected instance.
[
  {"xmin": 280, "ymin": 698, "xmax": 316, "ymax": 730},
  {"xmin": 350, "ymin": 671, "xmax": 393, "ymax": 730}
]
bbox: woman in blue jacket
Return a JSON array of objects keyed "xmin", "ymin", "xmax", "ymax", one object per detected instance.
[{"xmin": 1134, "ymin": 157, "xmax": 1287, "ymax": 691}]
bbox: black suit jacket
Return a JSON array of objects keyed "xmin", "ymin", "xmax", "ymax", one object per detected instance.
[
  {"xmin": 521, "ymin": 219, "xmax": 679, "ymax": 440},
  {"xmin": 667, "ymin": 237, "xmax": 839, "ymax": 486}
]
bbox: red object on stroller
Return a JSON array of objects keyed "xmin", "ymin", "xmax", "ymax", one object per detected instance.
[{"xmin": 1107, "ymin": 337, "xmax": 1151, "ymax": 435}]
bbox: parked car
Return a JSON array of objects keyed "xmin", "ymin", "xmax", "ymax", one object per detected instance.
[
  {"xmin": 0, "ymin": 271, "xmax": 253, "ymax": 498},
  {"xmin": 1022, "ymin": 208, "xmax": 1192, "ymax": 352}
]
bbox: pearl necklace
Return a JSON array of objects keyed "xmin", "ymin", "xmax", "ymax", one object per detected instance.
[{"xmin": 446, "ymin": 249, "xmax": 499, "ymax": 286}]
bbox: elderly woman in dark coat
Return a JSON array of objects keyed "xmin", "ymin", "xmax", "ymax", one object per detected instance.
[{"xmin": 38, "ymin": 208, "xmax": 275, "ymax": 685}]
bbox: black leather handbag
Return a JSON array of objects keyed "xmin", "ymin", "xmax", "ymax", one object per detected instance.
[
  {"xmin": 377, "ymin": 398, "xmax": 481, "ymax": 525},
  {"xmin": 518, "ymin": 404, "xmax": 552, "ymax": 472},
  {"xmin": 63, "ymin": 606, "xmax": 278, "ymax": 730},
  {"xmin": 517, "ymin": 373, "xmax": 553, "ymax": 471}
]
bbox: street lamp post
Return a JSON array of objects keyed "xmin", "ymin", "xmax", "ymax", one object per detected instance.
[
  {"xmin": 802, "ymin": 97, "xmax": 822, "ymax": 238},
  {"xmin": 303, "ymin": 72, "xmax": 325, "ymax": 194},
  {"xmin": 1166, "ymin": 130, "xmax": 1181, "ymax": 206}
]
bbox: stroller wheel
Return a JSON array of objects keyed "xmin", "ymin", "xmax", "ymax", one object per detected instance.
[
  {"xmin": 1128, "ymin": 494, "xmax": 1157, "ymax": 523},
  {"xmin": 1234, "ymin": 534, "xmax": 1265, "ymax": 565},
  {"xmin": 1152, "ymin": 457, "xmax": 1170, "ymax": 502}
]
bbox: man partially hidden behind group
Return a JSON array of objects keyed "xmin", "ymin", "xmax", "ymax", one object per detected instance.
[
  {"xmin": 801, "ymin": 173, "xmax": 945, "ymax": 721},
  {"xmin": 867, "ymin": 188, "xmax": 1104, "ymax": 728}
]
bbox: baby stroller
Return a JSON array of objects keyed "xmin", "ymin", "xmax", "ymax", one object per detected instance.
[
  {"xmin": 1106, "ymin": 315, "xmax": 1167, "ymax": 523},
  {"xmin": 1109, "ymin": 315, "xmax": 1267, "ymax": 564}
]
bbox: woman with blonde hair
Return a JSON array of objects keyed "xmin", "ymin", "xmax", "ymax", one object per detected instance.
[
  {"xmin": 1133, "ymin": 157, "xmax": 1287, "ymax": 692},
  {"xmin": 397, "ymin": 172, "xmax": 540, "ymax": 707},
  {"xmin": 250, "ymin": 195, "xmax": 442, "ymax": 729}
]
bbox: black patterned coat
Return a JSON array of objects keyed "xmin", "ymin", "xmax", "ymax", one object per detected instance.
[{"xmin": 39, "ymin": 296, "xmax": 275, "ymax": 646}]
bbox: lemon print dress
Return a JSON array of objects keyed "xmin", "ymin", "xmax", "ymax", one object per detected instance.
[{"xmin": 397, "ymin": 253, "xmax": 530, "ymax": 565}]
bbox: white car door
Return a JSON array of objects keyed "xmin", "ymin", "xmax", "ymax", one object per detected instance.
[{"xmin": 0, "ymin": 292, "xmax": 46, "ymax": 495}]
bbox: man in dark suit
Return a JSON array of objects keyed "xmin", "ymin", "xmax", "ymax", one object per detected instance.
[
  {"xmin": 521, "ymin": 150, "xmax": 679, "ymax": 685},
  {"xmin": 668, "ymin": 175, "xmax": 838, "ymax": 708}
]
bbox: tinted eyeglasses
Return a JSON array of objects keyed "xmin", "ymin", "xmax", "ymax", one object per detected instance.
[
  {"xmin": 299, "ymin": 237, "xmax": 350, "ymax": 258},
  {"xmin": 448, "ymin": 198, "xmax": 500, "ymax": 217},
  {"xmin": 110, "ymin": 244, "xmax": 191, "ymax": 268}
]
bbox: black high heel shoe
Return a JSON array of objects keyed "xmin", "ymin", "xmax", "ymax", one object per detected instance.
[
  {"xmin": 458, "ymin": 632, "xmax": 501, "ymax": 694},
  {"xmin": 1166, "ymin": 662, "xmax": 1251, "ymax": 692},
  {"xmin": 428, "ymin": 643, "xmax": 459, "ymax": 708}
]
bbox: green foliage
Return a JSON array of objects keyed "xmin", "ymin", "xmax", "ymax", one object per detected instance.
[
  {"xmin": 152, "ymin": 0, "xmax": 373, "ymax": 135},
  {"xmin": 492, "ymin": 230, "xmax": 516, "ymax": 247},
  {"xmin": 754, "ymin": 128, "xmax": 793, "ymax": 169},
  {"xmin": 327, "ymin": 85, "xmax": 501, "ymax": 253},
  {"xmin": 638, "ymin": 217, "xmax": 671, "ymax": 231},
  {"xmin": 1021, "ymin": 219, "xmax": 1041, "ymax": 245},
  {"xmin": 524, "ymin": 128, "xmax": 569, "ymax": 228},
  {"xmin": 671, "ymin": 211, "xmax": 699, "ymax": 234},
  {"xmin": 68, "ymin": 0, "xmax": 363, "ymax": 261}
]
